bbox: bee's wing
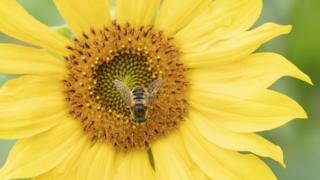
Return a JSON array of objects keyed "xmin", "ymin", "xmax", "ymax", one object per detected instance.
[
  {"xmin": 114, "ymin": 80, "xmax": 132, "ymax": 107},
  {"xmin": 146, "ymin": 78, "xmax": 162, "ymax": 104}
]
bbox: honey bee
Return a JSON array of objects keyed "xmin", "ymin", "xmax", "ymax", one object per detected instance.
[{"xmin": 114, "ymin": 78, "xmax": 162, "ymax": 124}]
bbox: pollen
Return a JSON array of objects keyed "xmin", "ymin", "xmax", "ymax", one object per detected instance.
[{"xmin": 63, "ymin": 22, "xmax": 189, "ymax": 151}]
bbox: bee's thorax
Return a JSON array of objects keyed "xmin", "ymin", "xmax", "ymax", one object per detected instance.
[{"xmin": 132, "ymin": 103, "xmax": 147, "ymax": 123}]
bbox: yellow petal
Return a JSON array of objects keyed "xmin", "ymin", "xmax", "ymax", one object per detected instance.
[
  {"xmin": 0, "ymin": 76, "xmax": 67, "ymax": 139},
  {"xmin": 180, "ymin": 124, "xmax": 277, "ymax": 180},
  {"xmin": 114, "ymin": 151, "xmax": 155, "ymax": 180},
  {"xmin": 0, "ymin": 75, "xmax": 63, "ymax": 99},
  {"xmin": 0, "ymin": 0, "xmax": 70, "ymax": 56},
  {"xmin": 0, "ymin": 111, "xmax": 67, "ymax": 140},
  {"xmin": 190, "ymin": 89, "xmax": 307, "ymax": 132},
  {"xmin": 77, "ymin": 143, "xmax": 116, "ymax": 180},
  {"xmin": 182, "ymin": 23, "xmax": 292, "ymax": 67},
  {"xmin": 189, "ymin": 52, "xmax": 312, "ymax": 98},
  {"xmin": 176, "ymin": 0, "xmax": 262, "ymax": 49},
  {"xmin": 34, "ymin": 136, "xmax": 90, "ymax": 180},
  {"xmin": 187, "ymin": 112, "xmax": 284, "ymax": 166},
  {"xmin": 54, "ymin": 0, "xmax": 111, "ymax": 36},
  {"xmin": 0, "ymin": 75, "xmax": 64, "ymax": 110},
  {"xmin": 0, "ymin": 119, "xmax": 82, "ymax": 179},
  {"xmin": 116, "ymin": 0, "xmax": 161, "ymax": 27},
  {"xmin": 155, "ymin": 0, "xmax": 211, "ymax": 34},
  {"xmin": 152, "ymin": 131, "xmax": 204, "ymax": 180},
  {"xmin": 0, "ymin": 44, "xmax": 65, "ymax": 76}
]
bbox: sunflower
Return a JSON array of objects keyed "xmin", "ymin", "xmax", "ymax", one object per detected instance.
[{"xmin": 0, "ymin": 0, "xmax": 312, "ymax": 179}]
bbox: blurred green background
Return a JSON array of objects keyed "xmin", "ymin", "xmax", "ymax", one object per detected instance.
[{"xmin": 0, "ymin": 0, "xmax": 319, "ymax": 179}]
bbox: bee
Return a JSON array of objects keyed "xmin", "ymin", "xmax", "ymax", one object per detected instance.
[{"xmin": 114, "ymin": 78, "xmax": 162, "ymax": 124}]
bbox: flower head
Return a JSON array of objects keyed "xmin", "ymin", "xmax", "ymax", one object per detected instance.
[{"xmin": 0, "ymin": 0, "xmax": 312, "ymax": 179}]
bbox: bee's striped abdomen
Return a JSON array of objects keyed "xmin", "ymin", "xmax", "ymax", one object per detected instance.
[{"xmin": 132, "ymin": 87, "xmax": 146, "ymax": 101}]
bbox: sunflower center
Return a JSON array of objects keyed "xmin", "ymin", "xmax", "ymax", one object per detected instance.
[
  {"xmin": 63, "ymin": 22, "xmax": 189, "ymax": 151},
  {"xmin": 92, "ymin": 53, "xmax": 155, "ymax": 117}
]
